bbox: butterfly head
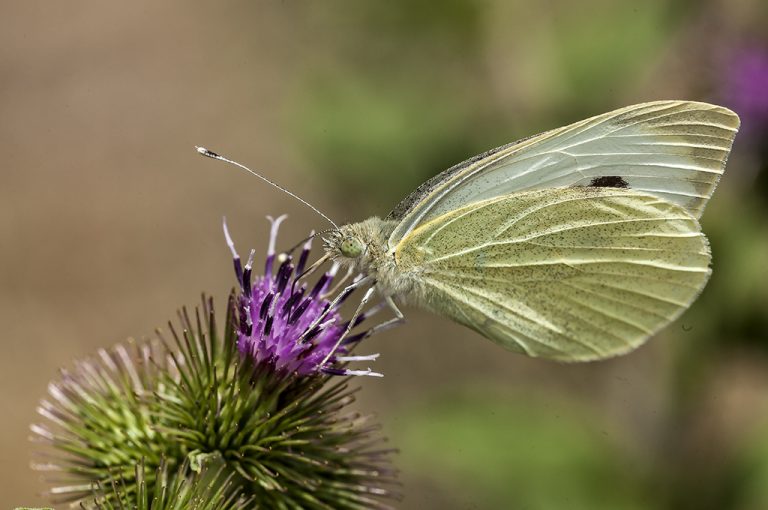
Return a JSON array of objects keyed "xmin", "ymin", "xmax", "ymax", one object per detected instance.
[
  {"xmin": 323, "ymin": 225, "xmax": 368, "ymax": 266},
  {"xmin": 323, "ymin": 218, "xmax": 397, "ymax": 276}
]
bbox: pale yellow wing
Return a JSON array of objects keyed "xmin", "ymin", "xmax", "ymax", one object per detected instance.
[
  {"xmin": 388, "ymin": 101, "xmax": 739, "ymax": 248},
  {"xmin": 395, "ymin": 187, "xmax": 711, "ymax": 361}
]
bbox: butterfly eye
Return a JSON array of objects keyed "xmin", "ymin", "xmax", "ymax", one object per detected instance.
[{"xmin": 339, "ymin": 237, "xmax": 364, "ymax": 258}]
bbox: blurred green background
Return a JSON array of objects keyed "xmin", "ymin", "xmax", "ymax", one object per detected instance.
[{"xmin": 2, "ymin": 1, "xmax": 768, "ymax": 508}]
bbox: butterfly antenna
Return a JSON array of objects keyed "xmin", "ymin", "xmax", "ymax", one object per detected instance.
[
  {"xmin": 285, "ymin": 228, "xmax": 339, "ymax": 254},
  {"xmin": 196, "ymin": 146, "xmax": 339, "ymax": 229}
]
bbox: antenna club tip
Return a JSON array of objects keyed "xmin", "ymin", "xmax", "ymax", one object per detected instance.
[{"xmin": 195, "ymin": 146, "xmax": 218, "ymax": 158}]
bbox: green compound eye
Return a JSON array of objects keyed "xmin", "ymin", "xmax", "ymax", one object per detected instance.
[{"xmin": 340, "ymin": 238, "xmax": 364, "ymax": 258}]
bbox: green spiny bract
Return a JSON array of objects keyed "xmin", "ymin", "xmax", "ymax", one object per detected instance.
[
  {"xmin": 32, "ymin": 296, "xmax": 397, "ymax": 509},
  {"xmin": 86, "ymin": 458, "xmax": 250, "ymax": 510}
]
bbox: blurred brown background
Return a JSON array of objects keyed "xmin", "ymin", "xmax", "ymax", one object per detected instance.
[{"xmin": 3, "ymin": 1, "xmax": 768, "ymax": 508}]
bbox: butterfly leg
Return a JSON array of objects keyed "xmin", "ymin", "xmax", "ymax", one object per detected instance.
[
  {"xmin": 299, "ymin": 275, "xmax": 374, "ymax": 343},
  {"xmin": 320, "ymin": 284, "xmax": 377, "ymax": 366},
  {"xmin": 359, "ymin": 294, "xmax": 405, "ymax": 339}
]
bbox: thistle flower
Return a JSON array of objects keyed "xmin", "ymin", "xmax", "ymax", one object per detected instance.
[
  {"xmin": 31, "ymin": 218, "xmax": 398, "ymax": 509},
  {"xmin": 226, "ymin": 215, "xmax": 383, "ymax": 378}
]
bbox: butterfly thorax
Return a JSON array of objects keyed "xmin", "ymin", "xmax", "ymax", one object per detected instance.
[{"xmin": 323, "ymin": 217, "xmax": 416, "ymax": 296}]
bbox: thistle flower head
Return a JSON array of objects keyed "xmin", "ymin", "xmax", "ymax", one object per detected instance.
[
  {"xmin": 226, "ymin": 215, "xmax": 383, "ymax": 378},
  {"xmin": 30, "ymin": 218, "xmax": 398, "ymax": 509}
]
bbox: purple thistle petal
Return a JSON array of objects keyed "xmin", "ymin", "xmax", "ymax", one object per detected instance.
[
  {"xmin": 222, "ymin": 217, "xmax": 244, "ymax": 287},
  {"xmin": 242, "ymin": 249, "xmax": 255, "ymax": 298},
  {"xmin": 264, "ymin": 215, "xmax": 287, "ymax": 276},
  {"xmin": 341, "ymin": 331, "xmax": 367, "ymax": 345},
  {"xmin": 295, "ymin": 232, "xmax": 314, "ymax": 276},
  {"xmin": 309, "ymin": 273, "xmax": 330, "ymax": 298},
  {"xmin": 259, "ymin": 293, "xmax": 273, "ymax": 320},
  {"xmin": 226, "ymin": 218, "xmax": 385, "ymax": 378}
]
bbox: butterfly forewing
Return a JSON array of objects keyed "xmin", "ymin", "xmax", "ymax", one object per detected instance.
[
  {"xmin": 387, "ymin": 101, "xmax": 739, "ymax": 249},
  {"xmin": 394, "ymin": 187, "xmax": 711, "ymax": 361}
]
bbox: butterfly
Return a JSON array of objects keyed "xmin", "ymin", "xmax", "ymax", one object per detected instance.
[{"xmin": 318, "ymin": 100, "xmax": 740, "ymax": 362}]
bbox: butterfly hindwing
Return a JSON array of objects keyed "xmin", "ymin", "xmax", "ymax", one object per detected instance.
[{"xmin": 394, "ymin": 187, "xmax": 711, "ymax": 361}]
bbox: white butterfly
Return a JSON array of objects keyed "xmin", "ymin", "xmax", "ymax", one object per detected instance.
[
  {"xmin": 199, "ymin": 100, "xmax": 740, "ymax": 363},
  {"xmin": 322, "ymin": 101, "xmax": 739, "ymax": 361}
]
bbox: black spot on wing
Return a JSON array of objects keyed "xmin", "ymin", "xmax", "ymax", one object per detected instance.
[{"xmin": 589, "ymin": 176, "xmax": 629, "ymax": 188}]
